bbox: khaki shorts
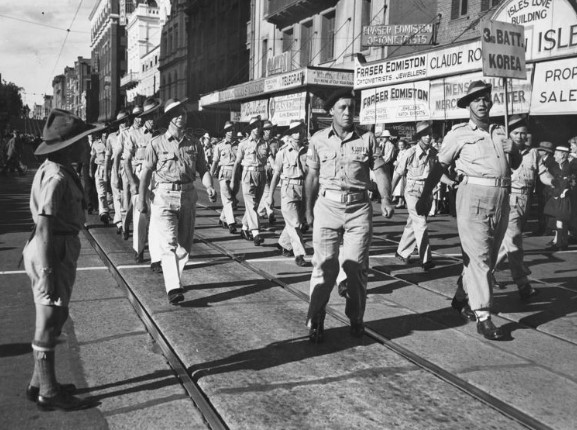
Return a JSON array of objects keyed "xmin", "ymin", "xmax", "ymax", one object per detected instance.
[{"xmin": 23, "ymin": 235, "xmax": 81, "ymax": 307}]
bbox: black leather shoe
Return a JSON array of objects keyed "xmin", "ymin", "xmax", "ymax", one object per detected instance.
[
  {"xmin": 477, "ymin": 318, "xmax": 505, "ymax": 341},
  {"xmin": 337, "ymin": 280, "xmax": 348, "ymax": 298},
  {"xmin": 228, "ymin": 224, "xmax": 237, "ymax": 234},
  {"xmin": 295, "ymin": 255, "xmax": 308, "ymax": 267},
  {"xmin": 116, "ymin": 225, "xmax": 122, "ymax": 235},
  {"xmin": 451, "ymin": 297, "xmax": 476, "ymax": 322},
  {"xmin": 395, "ymin": 252, "xmax": 410, "ymax": 265},
  {"xmin": 135, "ymin": 251, "xmax": 144, "ymax": 263},
  {"xmin": 422, "ymin": 261, "xmax": 436, "ymax": 271},
  {"xmin": 519, "ymin": 284, "xmax": 539, "ymax": 301},
  {"xmin": 268, "ymin": 213, "xmax": 276, "ymax": 225},
  {"xmin": 218, "ymin": 220, "xmax": 228, "ymax": 229},
  {"xmin": 240, "ymin": 230, "xmax": 251, "ymax": 241},
  {"xmin": 282, "ymin": 247, "xmax": 293, "ymax": 257},
  {"xmin": 350, "ymin": 322, "xmax": 365, "ymax": 338},
  {"xmin": 167, "ymin": 288, "xmax": 184, "ymax": 305},
  {"xmin": 300, "ymin": 223, "xmax": 309, "ymax": 234},
  {"xmin": 123, "ymin": 228, "xmax": 130, "ymax": 240},
  {"xmin": 150, "ymin": 261, "xmax": 162, "ymax": 273},
  {"xmin": 253, "ymin": 235, "xmax": 264, "ymax": 246},
  {"xmin": 308, "ymin": 322, "xmax": 324, "ymax": 344},
  {"xmin": 37, "ymin": 391, "xmax": 88, "ymax": 411},
  {"xmin": 100, "ymin": 213, "xmax": 110, "ymax": 225},
  {"xmin": 26, "ymin": 383, "xmax": 77, "ymax": 402}
]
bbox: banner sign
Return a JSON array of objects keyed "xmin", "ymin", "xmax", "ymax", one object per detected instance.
[
  {"xmin": 389, "ymin": 123, "xmax": 416, "ymax": 139},
  {"xmin": 240, "ymin": 99, "xmax": 268, "ymax": 122},
  {"xmin": 491, "ymin": 0, "xmax": 577, "ymax": 62},
  {"xmin": 119, "ymin": 0, "xmax": 126, "ymax": 25},
  {"xmin": 265, "ymin": 70, "xmax": 306, "ymax": 93},
  {"xmin": 530, "ymin": 58, "xmax": 577, "ymax": 115},
  {"xmin": 360, "ymin": 81, "xmax": 430, "ymax": 124},
  {"xmin": 266, "ymin": 52, "xmax": 292, "ymax": 77},
  {"xmin": 230, "ymin": 111, "xmax": 241, "ymax": 122},
  {"xmin": 481, "ymin": 20, "xmax": 527, "ymax": 79},
  {"xmin": 307, "ymin": 69, "xmax": 354, "ymax": 86},
  {"xmin": 269, "ymin": 92, "xmax": 306, "ymax": 126},
  {"xmin": 361, "ymin": 24, "xmax": 434, "ymax": 46},
  {"xmin": 429, "ymin": 67, "xmax": 533, "ymax": 120}
]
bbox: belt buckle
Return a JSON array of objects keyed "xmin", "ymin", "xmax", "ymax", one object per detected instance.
[{"xmin": 172, "ymin": 182, "xmax": 182, "ymax": 191}]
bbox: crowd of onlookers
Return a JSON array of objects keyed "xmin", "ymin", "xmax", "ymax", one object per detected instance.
[{"xmin": 0, "ymin": 129, "xmax": 43, "ymax": 176}]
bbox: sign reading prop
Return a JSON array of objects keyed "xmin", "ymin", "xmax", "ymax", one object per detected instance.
[
  {"xmin": 429, "ymin": 68, "xmax": 533, "ymax": 120},
  {"xmin": 481, "ymin": 20, "xmax": 527, "ymax": 79},
  {"xmin": 360, "ymin": 81, "xmax": 430, "ymax": 124},
  {"xmin": 361, "ymin": 24, "xmax": 434, "ymax": 46},
  {"xmin": 240, "ymin": 99, "xmax": 268, "ymax": 122},
  {"xmin": 530, "ymin": 57, "xmax": 577, "ymax": 115},
  {"xmin": 269, "ymin": 93, "xmax": 306, "ymax": 126}
]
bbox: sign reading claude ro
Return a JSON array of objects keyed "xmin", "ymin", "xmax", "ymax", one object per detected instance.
[
  {"xmin": 361, "ymin": 24, "xmax": 434, "ymax": 46},
  {"xmin": 481, "ymin": 20, "xmax": 527, "ymax": 79}
]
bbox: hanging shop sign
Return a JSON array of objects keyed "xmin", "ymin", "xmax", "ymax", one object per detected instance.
[
  {"xmin": 218, "ymin": 88, "xmax": 237, "ymax": 103},
  {"xmin": 429, "ymin": 68, "xmax": 533, "ymax": 121},
  {"xmin": 361, "ymin": 24, "xmax": 434, "ymax": 46},
  {"xmin": 240, "ymin": 99, "xmax": 269, "ymax": 122},
  {"xmin": 530, "ymin": 57, "xmax": 577, "ymax": 115},
  {"xmin": 491, "ymin": 0, "xmax": 577, "ymax": 62},
  {"xmin": 234, "ymin": 80, "xmax": 266, "ymax": 99},
  {"xmin": 264, "ymin": 70, "xmax": 306, "ymax": 93},
  {"xmin": 266, "ymin": 52, "xmax": 292, "ymax": 77},
  {"xmin": 389, "ymin": 123, "xmax": 417, "ymax": 139},
  {"xmin": 481, "ymin": 20, "xmax": 527, "ymax": 79},
  {"xmin": 230, "ymin": 111, "xmax": 241, "ymax": 122},
  {"xmin": 359, "ymin": 81, "xmax": 430, "ymax": 124},
  {"xmin": 269, "ymin": 92, "xmax": 306, "ymax": 126},
  {"xmin": 119, "ymin": 0, "xmax": 127, "ymax": 25},
  {"xmin": 307, "ymin": 69, "xmax": 354, "ymax": 87},
  {"xmin": 427, "ymin": 40, "xmax": 483, "ymax": 78}
]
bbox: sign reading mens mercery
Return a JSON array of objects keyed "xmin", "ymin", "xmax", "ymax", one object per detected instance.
[
  {"xmin": 530, "ymin": 57, "xmax": 577, "ymax": 115},
  {"xmin": 481, "ymin": 20, "xmax": 527, "ymax": 79},
  {"xmin": 360, "ymin": 81, "xmax": 430, "ymax": 125},
  {"xmin": 361, "ymin": 24, "xmax": 434, "ymax": 46}
]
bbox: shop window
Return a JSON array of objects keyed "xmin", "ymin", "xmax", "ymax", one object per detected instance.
[
  {"xmin": 282, "ymin": 27, "xmax": 294, "ymax": 53},
  {"xmin": 300, "ymin": 20, "xmax": 313, "ymax": 66},
  {"xmin": 451, "ymin": 0, "xmax": 468, "ymax": 19},
  {"xmin": 481, "ymin": 0, "xmax": 501, "ymax": 11},
  {"xmin": 262, "ymin": 38, "xmax": 268, "ymax": 77},
  {"xmin": 320, "ymin": 11, "xmax": 335, "ymax": 63}
]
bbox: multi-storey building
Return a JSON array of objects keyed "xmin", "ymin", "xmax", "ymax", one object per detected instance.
[
  {"xmin": 121, "ymin": 0, "xmax": 165, "ymax": 103},
  {"xmin": 52, "ymin": 75, "xmax": 66, "ymax": 110},
  {"xmin": 90, "ymin": 0, "xmax": 128, "ymax": 121},
  {"xmin": 43, "ymin": 95, "xmax": 53, "ymax": 118},
  {"xmin": 158, "ymin": 0, "xmax": 187, "ymax": 101},
  {"xmin": 32, "ymin": 104, "xmax": 43, "ymax": 120}
]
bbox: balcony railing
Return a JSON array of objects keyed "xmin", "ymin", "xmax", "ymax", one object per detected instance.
[
  {"xmin": 266, "ymin": 0, "xmax": 337, "ymax": 27},
  {"xmin": 120, "ymin": 71, "xmax": 140, "ymax": 89}
]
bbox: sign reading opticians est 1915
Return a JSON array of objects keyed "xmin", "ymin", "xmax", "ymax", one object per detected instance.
[
  {"xmin": 361, "ymin": 24, "xmax": 434, "ymax": 46},
  {"xmin": 481, "ymin": 20, "xmax": 527, "ymax": 79}
]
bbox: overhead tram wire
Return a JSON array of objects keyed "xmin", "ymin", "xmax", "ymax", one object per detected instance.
[
  {"xmin": 307, "ymin": 17, "xmax": 352, "ymax": 66},
  {"xmin": 0, "ymin": 13, "xmax": 89, "ymax": 33}
]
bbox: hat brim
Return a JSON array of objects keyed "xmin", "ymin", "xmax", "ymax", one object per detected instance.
[
  {"xmin": 139, "ymin": 102, "xmax": 163, "ymax": 118},
  {"xmin": 111, "ymin": 113, "xmax": 133, "ymax": 126},
  {"xmin": 457, "ymin": 85, "xmax": 492, "ymax": 108},
  {"xmin": 35, "ymin": 123, "xmax": 105, "ymax": 156},
  {"xmin": 158, "ymin": 98, "xmax": 190, "ymax": 123},
  {"xmin": 283, "ymin": 123, "xmax": 305, "ymax": 135},
  {"xmin": 538, "ymin": 148, "xmax": 553, "ymax": 154},
  {"xmin": 223, "ymin": 125, "xmax": 234, "ymax": 132}
]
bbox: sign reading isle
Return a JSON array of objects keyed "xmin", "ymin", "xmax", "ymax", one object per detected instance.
[{"xmin": 481, "ymin": 20, "xmax": 527, "ymax": 79}]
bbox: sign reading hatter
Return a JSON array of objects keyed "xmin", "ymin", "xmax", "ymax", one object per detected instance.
[
  {"xmin": 360, "ymin": 81, "xmax": 430, "ymax": 124},
  {"xmin": 481, "ymin": 20, "xmax": 527, "ymax": 79}
]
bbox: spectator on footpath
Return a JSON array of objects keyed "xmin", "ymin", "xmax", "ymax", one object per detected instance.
[
  {"xmin": 534, "ymin": 141, "xmax": 556, "ymax": 236},
  {"xmin": 1, "ymin": 130, "xmax": 27, "ymax": 175},
  {"xmin": 89, "ymin": 127, "xmax": 112, "ymax": 224},
  {"xmin": 417, "ymin": 81, "xmax": 521, "ymax": 341},
  {"xmin": 568, "ymin": 137, "xmax": 577, "ymax": 242},
  {"xmin": 304, "ymin": 88, "xmax": 384, "ymax": 343},
  {"xmin": 545, "ymin": 146, "xmax": 573, "ymax": 251},
  {"xmin": 494, "ymin": 115, "xmax": 556, "ymax": 299},
  {"xmin": 392, "ymin": 139, "xmax": 408, "ymax": 208},
  {"xmin": 373, "ymin": 129, "xmax": 396, "ymax": 218},
  {"xmin": 257, "ymin": 120, "xmax": 280, "ymax": 225},
  {"xmin": 23, "ymin": 109, "xmax": 103, "ymax": 410}
]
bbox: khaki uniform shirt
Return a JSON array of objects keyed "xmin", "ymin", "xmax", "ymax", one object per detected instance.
[
  {"xmin": 106, "ymin": 132, "xmax": 122, "ymax": 161},
  {"xmin": 274, "ymin": 141, "xmax": 307, "ymax": 179},
  {"xmin": 307, "ymin": 126, "xmax": 379, "ymax": 192},
  {"xmin": 144, "ymin": 130, "xmax": 208, "ymax": 184},
  {"xmin": 439, "ymin": 120, "xmax": 510, "ymax": 179},
  {"xmin": 512, "ymin": 147, "xmax": 550, "ymax": 190},
  {"xmin": 91, "ymin": 138, "xmax": 110, "ymax": 165},
  {"xmin": 123, "ymin": 128, "xmax": 152, "ymax": 168},
  {"xmin": 395, "ymin": 144, "xmax": 438, "ymax": 181},
  {"xmin": 214, "ymin": 139, "xmax": 238, "ymax": 168},
  {"xmin": 30, "ymin": 160, "xmax": 86, "ymax": 232},
  {"xmin": 237, "ymin": 136, "xmax": 269, "ymax": 168}
]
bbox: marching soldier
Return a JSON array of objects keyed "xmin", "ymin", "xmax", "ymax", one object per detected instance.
[
  {"xmin": 267, "ymin": 119, "xmax": 309, "ymax": 267},
  {"xmin": 89, "ymin": 127, "xmax": 111, "ymax": 224},
  {"xmin": 391, "ymin": 121, "xmax": 455, "ymax": 270},
  {"xmin": 495, "ymin": 115, "xmax": 556, "ymax": 298},
  {"xmin": 258, "ymin": 120, "xmax": 279, "ymax": 225},
  {"xmin": 123, "ymin": 98, "xmax": 162, "ymax": 263},
  {"xmin": 416, "ymin": 81, "xmax": 521, "ymax": 341},
  {"xmin": 211, "ymin": 120, "xmax": 239, "ymax": 234},
  {"xmin": 23, "ymin": 109, "xmax": 103, "ymax": 410},
  {"xmin": 373, "ymin": 129, "xmax": 396, "ymax": 218},
  {"xmin": 137, "ymin": 98, "xmax": 216, "ymax": 305},
  {"xmin": 108, "ymin": 110, "xmax": 131, "ymax": 235},
  {"xmin": 304, "ymin": 89, "xmax": 383, "ymax": 343},
  {"xmin": 232, "ymin": 116, "xmax": 269, "ymax": 246}
]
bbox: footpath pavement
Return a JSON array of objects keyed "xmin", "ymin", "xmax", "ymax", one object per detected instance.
[{"xmin": 2, "ymin": 166, "xmax": 577, "ymax": 429}]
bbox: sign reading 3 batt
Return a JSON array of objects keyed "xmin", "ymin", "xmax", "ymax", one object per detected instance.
[{"xmin": 481, "ymin": 20, "xmax": 527, "ymax": 79}]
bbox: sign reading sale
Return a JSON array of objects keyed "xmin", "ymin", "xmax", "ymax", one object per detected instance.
[{"xmin": 481, "ymin": 20, "xmax": 527, "ymax": 80}]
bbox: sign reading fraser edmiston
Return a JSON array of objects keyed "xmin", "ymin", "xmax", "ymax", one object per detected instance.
[{"xmin": 361, "ymin": 24, "xmax": 434, "ymax": 46}]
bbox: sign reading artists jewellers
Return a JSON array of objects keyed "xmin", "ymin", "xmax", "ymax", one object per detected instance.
[
  {"xmin": 361, "ymin": 24, "xmax": 434, "ymax": 46},
  {"xmin": 429, "ymin": 67, "xmax": 533, "ymax": 121},
  {"xmin": 359, "ymin": 81, "xmax": 430, "ymax": 124},
  {"xmin": 491, "ymin": 0, "xmax": 577, "ymax": 61}
]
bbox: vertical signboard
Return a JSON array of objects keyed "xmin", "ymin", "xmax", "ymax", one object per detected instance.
[
  {"xmin": 119, "ymin": 0, "xmax": 127, "ymax": 25},
  {"xmin": 481, "ymin": 20, "xmax": 527, "ymax": 79}
]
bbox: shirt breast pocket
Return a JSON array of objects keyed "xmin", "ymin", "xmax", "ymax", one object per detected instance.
[
  {"xmin": 159, "ymin": 151, "xmax": 177, "ymax": 167},
  {"xmin": 319, "ymin": 151, "xmax": 337, "ymax": 176},
  {"xmin": 246, "ymin": 149, "xmax": 256, "ymax": 163}
]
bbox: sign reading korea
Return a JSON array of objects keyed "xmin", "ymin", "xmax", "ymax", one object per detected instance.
[
  {"xmin": 359, "ymin": 81, "xmax": 430, "ymax": 124},
  {"xmin": 481, "ymin": 20, "xmax": 527, "ymax": 79},
  {"xmin": 361, "ymin": 24, "xmax": 434, "ymax": 46},
  {"xmin": 530, "ymin": 57, "xmax": 577, "ymax": 115}
]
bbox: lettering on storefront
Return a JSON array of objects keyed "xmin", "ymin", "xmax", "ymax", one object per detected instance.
[
  {"xmin": 531, "ymin": 57, "xmax": 577, "ymax": 115},
  {"xmin": 361, "ymin": 24, "xmax": 434, "ymax": 46},
  {"xmin": 355, "ymin": 55, "xmax": 427, "ymax": 88},
  {"xmin": 481, "ymin": 20, "xmax": 526, "ymax": 79}
]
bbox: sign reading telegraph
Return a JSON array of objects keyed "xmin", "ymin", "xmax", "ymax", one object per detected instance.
[{"xmin": 361, "ymin": 24, "xmax": 434, "ymax": 46}]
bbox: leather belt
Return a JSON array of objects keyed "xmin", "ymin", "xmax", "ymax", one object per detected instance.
[
  {"xmin": 156, "ymin": 182, "xmax": 194, "ymax": 191},
  {"xmin": 283, "ymin": 178, "xmax": 304, "ymax": 185},
  {"xmin": 462, "ymin": 176, "xmax": 511, "ymax": 188},
  {"xmin": 511, "ymin": 187, "xmax": 531, "ymax": 194},
  {"xmin": 322, "ymin": 189, "xmax": 367, "ymax": 204},
  {"xmin": 244, "ymin": 166, "xmax": 264, "ymax": 172}
]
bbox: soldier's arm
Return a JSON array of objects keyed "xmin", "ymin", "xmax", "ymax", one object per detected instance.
[
  {"xmin": 210, "ymin": 146, "xmax": 220, "ymax": 177},
  {"xmin": 231, "ymin": 144, "xmax": 244, "ymax": 182},
  {"xmin": 304, "ymin": 166, "xmax": 319, "ymax": 225},
  {"xmin": 267, "ymin": 152, "xmax": 283, "ymax": 206},
  {"xmin": 34, "ymin": 215, "xmax": 55, "ymax": 295},
  {"xmin": 123, "ymin": 142, "xmax": 138, "ymax": 192}
]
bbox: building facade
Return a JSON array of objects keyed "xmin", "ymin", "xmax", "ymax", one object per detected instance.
[
  {"xmin": 52, "ymin": 75, "xmax": 66, "ymax": 110},
  {"xmin": 158, "ymin": 0, "xmax": 187, "ymax": 101},
  {"xmin": 43, "ymin": 95, "xmax": 53, "ymax": 118},
  {"xmin": 90, "ymin": 0, "xmax": 128, "ymax": 121}
]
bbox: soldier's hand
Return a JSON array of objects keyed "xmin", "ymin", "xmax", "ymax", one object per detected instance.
[
  {"xmin": 207, "ymin": 187, "xmax": 217, "ymax": 202},
  {"xmin": 266, "ymin": 197, "xmax": 274, "ymax": 208},
  {"xmin": 137, "ymin": 197, "xmax": 148, "ymax": 213},
  {"xmin": 130, "ymin": 184, "xmax": 138, "ymax": 195},
  {"xmin": 415, "ymin": 197, "xmax": 430, "ymax": 216},
  {"xmin": 383, "ymin": 204, "xmax": 395, "ymax": 219},
  {"xmin": 306, "ymin": 210, "xmax": 314, "ymax": 227},
  {"xmin": 501, "ymin": 137, "xmax": 515, "ymax": 154}
]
